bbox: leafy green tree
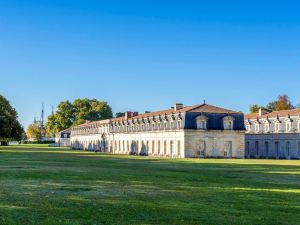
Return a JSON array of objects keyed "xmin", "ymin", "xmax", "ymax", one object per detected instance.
[
  {"xmin": 46, "ymin": 99, "xmax": 113, "ymax": 136},
  {"xmin": 0, "ymin": 95, "xmax": 23, "ymax": 145},
  {"xmin": 266, "ymin": 101, "xmax": 277, "ymax": 112},
  {"xmin": 249, "ymin": 104, "xmax": 260, "ymax": 113}
]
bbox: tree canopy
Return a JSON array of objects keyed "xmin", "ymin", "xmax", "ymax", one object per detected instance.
[
  {"xmin": 249, "ymin": 94, "xmax": 295, "ymax": 113},
  {"xmin": 115, "ymin": 112, "xmax": 125, "ymax": 118},
  {"xmin": 26, "ymin": 122, "xmax": 45, "ymax": 142},
  {"xmin": 249, "ymin": 104, "xmax": 260, "ymax": 113},
  {"xmin": 46, "ymin": 99, "xmax": 113, "ymax": 137},
  {"xmin": 0, "ymin": 95, "xmax": 23, "ymax": 145}
]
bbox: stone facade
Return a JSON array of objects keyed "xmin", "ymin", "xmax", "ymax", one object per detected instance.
[
  {"xmin": 245, "ymin": 108, "xmax": 300, "ymax": 159},
  {"xmin": 70, "ymin": 103, "xmax": 246, "ymax": 158},
  {"xmin": 55, "ymin": 128, "xmax": 71, "ymax": 147}
]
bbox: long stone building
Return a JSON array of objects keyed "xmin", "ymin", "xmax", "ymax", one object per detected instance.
[
  {"xmin": 245, "ymin": 108, "xmax": 300, "ymax": 159},
  {"xmin": 70, "ymin": 103, "xmax": 245, "ymax": 158}
]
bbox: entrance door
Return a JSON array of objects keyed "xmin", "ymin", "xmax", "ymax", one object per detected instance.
[{"xmin": 224, "ymin": 141, "xmax": 232, "ymax": 158}]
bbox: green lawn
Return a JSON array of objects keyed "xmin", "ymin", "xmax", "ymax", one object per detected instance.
[{"xmin": 0, "ymin": 145, "xmax": 300, "ymax": 225}]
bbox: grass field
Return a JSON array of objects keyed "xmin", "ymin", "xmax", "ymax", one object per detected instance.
[{"xmin": 0, "ymin": 145, "xmax": 299, "ymax": 225}]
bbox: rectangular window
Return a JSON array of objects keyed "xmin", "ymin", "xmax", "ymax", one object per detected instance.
[
  {"xmin": 164, "ymin": 141, "xmax": 167, "ymax": 155},
  {"xmin": 246, "ymin": 141, "xmax": 250, "ymax": 156},
  {"xmin": 275, "ymin": 141, "xmax": 279, "ymax": 156},
  {"xmin": 255, "ymin": 141, "xmax": 259, "ymax": 155},
  {"xmin": 265, "ymin": 141, "xmax": 269, "ymax": 157},
  {"xmin": 286, "ymin": 141, "xmax": 291, "ymax": 157}
]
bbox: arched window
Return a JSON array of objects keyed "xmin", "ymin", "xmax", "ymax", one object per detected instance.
[
  {"xmin": 196, "ymin": 115, "xmax": 208, "ymax": 129},
  {"xmin": 164, "ymin": 140, "xmax": 167, "ymax": 155},
  {"xmin": 152, "ymin": 140, "xmax": 155, "ymax": 154},
  {"xmin": 170, "ymin": 141, "xmax": 174, "ymax": 157},
  {"xmin": 158, "ymin": 140, "xmax": 161, "ymax": 154},
  {"xmin": 223, "ymin": 116, "xmax": 234, "ymax": 130},
  {"xmin": 177, "ymin": 140, "xmax": 181, "ymax": 156}
]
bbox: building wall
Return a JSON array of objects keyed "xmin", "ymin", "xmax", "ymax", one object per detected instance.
[
  {"xmin": 71, "ymin": 130, "xmax": 245, "ymax": 158},
  {"xmin": 71, "ymin": 130, "xmax": 185, "ymax": 158},
  {"xmin": 245, "ymin": 113, "xmax": 300, "ymax": 159},
  {"xmin": 245, "ymin": 134, "xmax": 300, "ymax": 159},
  {"xmin": 184, "ymin": 130, "xmax": 245, "ymax": 158},
  {"xmin": 55, "ymin": 138, "xmax": 71, "ymax": 147}
]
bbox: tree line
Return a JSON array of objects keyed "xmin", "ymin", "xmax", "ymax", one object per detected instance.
[
  {"xmin": 26, "ymin": 98, "xmax": 113, "ymax": 141},
  {"xmin": 249, "ymin": 94, "xmax": 297, "ymax": 114}
]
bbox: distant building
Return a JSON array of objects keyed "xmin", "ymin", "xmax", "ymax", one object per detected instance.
[
  {"xmin": 70, "ymin": 103, "xmax": 245, "ymax": 158},
  {"xmin": 245, "ymin": 108, "xmax": 300, "ymax": 159},
  {"xmin": 55, "ymin": 128, "xmax": 71, "ymax": 147}
]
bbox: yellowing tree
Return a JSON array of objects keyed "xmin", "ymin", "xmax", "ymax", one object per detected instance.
[{"xmin": 26, "ymin": 123, "xmax": 43, "ymax": 141}]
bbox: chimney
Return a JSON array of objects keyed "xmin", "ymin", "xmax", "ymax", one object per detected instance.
[
  {"xmin": 259, "ymin": 108, "xmax": 268, "ymax": 116},
  {"xmin": 145, "ymin": 111, "xmax": 151, "ymax": 114},
  {"xmin": 133, "ymin": 112, "xmax": 139, "ymax": 117},
  {"xmin": 174, "ymin": 103, "xmax": 183, "ymax": 111},
  {"xmin": 125, "ymin": 112, "xmax": 132, "ymax": 120}
]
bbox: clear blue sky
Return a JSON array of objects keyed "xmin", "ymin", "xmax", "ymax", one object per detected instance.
[{"xmin": 0, "ymin": 0, "xmax": 299, "ymax": 128}]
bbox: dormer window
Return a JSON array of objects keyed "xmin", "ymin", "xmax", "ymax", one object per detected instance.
[
  {"xmin": 264, "ymin": 123, "xmax": 269, "ymax": 132},
  {"xmin": 245, "ymin": 120, "xmax": 251, "ymax": 132},
  {"xmin": 275, "ymin": 122, "xmax": 281, "ymax": 132},
  {"xmin": 255, "ymin": 124, "xmax": 260, "ymax": 133},
  {"xmin": 196, "ymin": 115, "xmax": 208, "ymax": 129},
  {"xmin": 285, "ymin": 117, "xmax": 293, "ymax": 132},
  {"xmin": 177, "ymin": 121, "xmax": 181, "ymax": 129},
  {"xmin": 286, "ymin": 123, "xmax": 291, "ymax": 132},
  {"xmin": 246, "ymin": 124, "xmax": 250, "ymax": 131},
  {"xmin": 223, "ymin": 116, "xmax": 234, "ymax": 130}
]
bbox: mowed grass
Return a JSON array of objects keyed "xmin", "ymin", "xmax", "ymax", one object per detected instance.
[{"xmin": 0, "ymin": 145, "xmax": 300, "ymax": 225}]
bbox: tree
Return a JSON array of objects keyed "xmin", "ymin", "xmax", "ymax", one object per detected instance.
[
  {"xmin": 0, "ymin": 95, "xmax": 23, "ymax": 145},
  {"xmin": 26, "ymin": 123, "xmax": 43, "ymax": 142},
  {"xmin": 249, "ymin": 104, "xmax": 260, "ymax": 113},
  {"xmin": 273, "ymin": 94, "xmax": 294, "ymax": 111},
  {"xmin": 266, "ymin": 101, "xmax": 277, "ymax": 112},
  {"xmin": 249, "ymin": 94, "xmax": 295, "ymax": 113},
  {"xmin": 46, "ymin": 99, "xmax": 113, "ymax": 137},
  {"xmin": 73, "ymin": 99, "xmax": 113, "ymax": 125},
  {"xmin": 115, "ymin": 112, "xmax": 125, "ymax": 118}
]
